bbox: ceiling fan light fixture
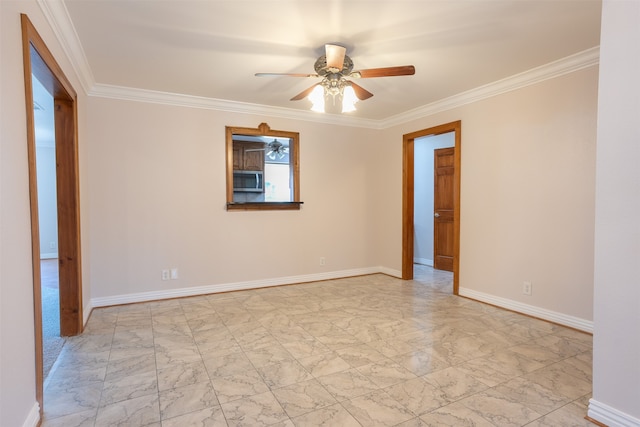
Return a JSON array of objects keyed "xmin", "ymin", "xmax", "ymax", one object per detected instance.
[
  {"xmin": 267, "ymin": 151, "xmax": 281, "ymax": 160},
  {"xmin": 341, "ymin": 84, "xmax": 358, "ymax": 113},
  {"xmin": 308, "ymin": 85, "xmax": 325, "ymax": 112},
  {"xmin": 256, "ymin": 44, "xmax": 414, "ymax": 114},
  {"xmin": 266, "ymin": 139, "xmax": 288, "ymax": 160}
]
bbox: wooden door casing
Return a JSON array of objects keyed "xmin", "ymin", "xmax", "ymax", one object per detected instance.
[
  {"xmin": 22, "ymin": 13, "xmax": 83, "ymax": 416},
  {"xmin": 55, "ymin": 98, "xmax": 84, "ymax": 335},
  {"xmin": 433, "ymin": 147, "xmax": 455, "ymax": 272},
  {"xmin": 402, "ymin": 120, "xmax": 461, "ymax": 295}
]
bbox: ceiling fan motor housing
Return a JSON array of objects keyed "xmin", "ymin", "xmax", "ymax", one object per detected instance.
[{"xmin": 315, "ymin": 54, "xmax": 354, "ymax": 76}]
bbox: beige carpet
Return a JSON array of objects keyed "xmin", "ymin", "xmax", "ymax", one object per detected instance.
[{"xmin": 41, "ymin": 259, "xmax": 65, "ymax": 379}]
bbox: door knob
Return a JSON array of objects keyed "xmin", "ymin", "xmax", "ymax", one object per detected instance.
[{"xmin": 434, "ymin": 213, "xmax": 440, "ymax": 218}]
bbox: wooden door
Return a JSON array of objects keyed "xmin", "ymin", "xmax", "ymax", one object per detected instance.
[{"xmin": 434, "ymin": 147, "xmax": 455, "ymax": 271}]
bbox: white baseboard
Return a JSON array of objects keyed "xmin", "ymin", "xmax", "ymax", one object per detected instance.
[
  {"xmin": 588, "ymin": 398, "xmax": 640, "ymax": 427},
  {"xmin": 377, "ymin": 266, "xmax": 402, "ymax": 278},
  {"xmin": 89, "ymin": 271, "xmax": 593, "ymax": 334},
  {"xmin": 91, "ymin": 267, "xmax": 393, "ymax": 308},
  {"xmin": 413, "ymin": 258, "xmax": 433, "ymax": 266},
  {"xmin": 459, "ymin": 287, "xmax": 593, "ymax": 333},
  {"xmin": 22, "ymin": 402, "xmax": 39, "ymax": 427},
  {"xmin": 83, "ymin": 300, "xmax": 93, "ymax": 325},
  {"xmin": 40, "ymin": 252, "xmax": 58, "ymax": 259}
]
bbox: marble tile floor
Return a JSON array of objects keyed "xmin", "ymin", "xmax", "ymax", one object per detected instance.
[{"xmin": 42, "ymin": 267, "xmax": 595, "ymax": 426}]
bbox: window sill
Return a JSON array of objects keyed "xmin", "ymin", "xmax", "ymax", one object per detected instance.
[{"xmin": 226, "ymin": 201, "xmax": 304, "ymax": 211}]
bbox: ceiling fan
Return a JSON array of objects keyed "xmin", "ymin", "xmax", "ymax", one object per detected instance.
[
  {"xmin": 255, "ymin": 44, "xmax": 415, "ymax": 112},
  {"xmin": 245, "ymin": 139, "xmax": 289, "ymax": 160}
]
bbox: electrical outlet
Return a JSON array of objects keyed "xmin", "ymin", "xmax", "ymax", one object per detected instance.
[
  {"xmin": 161, "ymin": 269, "xmax": 170, "ymax": 281},
  {"xmin": 49, "ymin": 241, "xmax": 57, "ymax": 249},
  {"xmin": 319, "ymin": 257, "xmax": 326, "ymax": 266},
  {"xmin": 170, "ymin": 268, "xmax": 179, "ymax": 279},
  {"xmin": 523, "ymin": 281, "xmax": 532, "ymax": 296}
]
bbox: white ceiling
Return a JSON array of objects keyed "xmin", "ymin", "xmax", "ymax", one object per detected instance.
[{"xmin": 61, "ymin": 0, "xmax": 602, "ymax": 121}]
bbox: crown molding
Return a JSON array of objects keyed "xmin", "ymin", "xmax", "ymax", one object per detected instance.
[
  {"xmin": 37, "ymin": 0, "xmax": 95, "ymax": 94},
  {"xmin": 39, "ymin": 0, "xmax": 599, "ymax": 129},
  {"xmin": 379, "ymin": 46, "xmax": 600, "ymax": 129},
  {"xmin": 89, "ymin": 84, "xmax": 381, "ymax": 129},
  {"xmin": 83, "ymin": 47, "xmax": 601, "ymax": 130}
]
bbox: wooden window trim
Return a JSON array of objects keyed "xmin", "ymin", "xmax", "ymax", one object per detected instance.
[{"xmin": 226, "ymin": 123, "xmax": 301, "ymax": 211}]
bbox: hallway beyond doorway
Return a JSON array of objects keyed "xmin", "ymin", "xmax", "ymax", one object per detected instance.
[
  {"xmin": 41, "ymin": 259, "xmax": 65, "ymax": 379},
  {"xmin": 413, "ymin": 264, "xmax": 454, "ymax": 294}
]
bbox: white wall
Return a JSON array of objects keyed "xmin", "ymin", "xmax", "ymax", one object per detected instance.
[
  {"xmin": 375, "ymin": 66, "xmax": 598, "ymax": 325},
  {"xmin": 0, "ymin": 2, "xmax": 89, "ymax": 426},
  {"xmin": 0, "ymin": 2, "xmax": 612, "ymax": 426},
  {"xmin": 36, "ymin": 146, "xmax": 58, "ymax": 258},
  {"xmin": 1, "ymin": 4, "xmax": 40, "ymax": 426},
  {"xmin": 86, "ymin": 97, "xmax": 382, "ymax": 301},
  {"xmin": 414, "ymin": 132, "xmax": 455, "ymax": 265},
  {"xmin": 34, "ymin": 73, "xmax": 58, "ymax": 259},
  {"xmin": 589, "ymin": 0, "xmax": 640, "ymax": 425}
]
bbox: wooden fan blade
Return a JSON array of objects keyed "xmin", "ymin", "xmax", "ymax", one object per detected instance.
[
  {"xmin": 325, "ymin": 44, "xmax": 346, "ymax": 71},
  {"xmin": 290, "ymin": 84, "xmax": 319, "ymax": 101},
  {"xmin": 353, "ymin": 65, "xmax": 415, "ymax": 78},
  {"xmin": 350, "ymin": 82, "xmax": 374, "ymax": 100},
  {"xmin": 255, "ymin": 72, "xmax": 319, "ymax": 77}
]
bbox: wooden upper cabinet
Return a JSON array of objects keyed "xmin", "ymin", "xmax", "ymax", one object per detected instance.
[
  {"xmin": 233, "ymin": 141, "xmax": 264, "ymax": 171},
  {"xmin": 243, "ymin": 146, "xmax": 264, "ymax": 170},
  {"xmin": 232, "ymin": 144, "xmax": 242, "ymax": 169}
]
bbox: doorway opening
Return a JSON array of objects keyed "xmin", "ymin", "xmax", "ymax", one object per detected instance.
[
  {"xmin": 412, "ymin": 133, "xmax": 456, "ymax": 291},
  {"xmin": 402, "ymin": 121, "xmax": 461, "ymax": 294},
  {"xmin": 21, "ymin": 14, "xmax": 83, "ymax": 417},
  {"xmin": 32, "ymin": 73, "xmax": 65, "ymax": 379}
]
